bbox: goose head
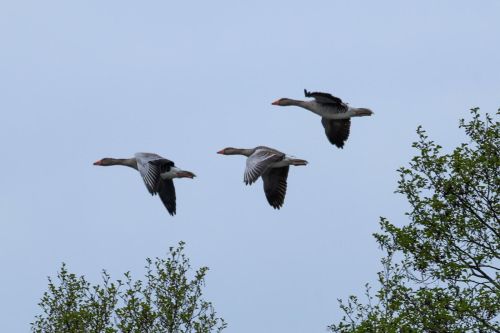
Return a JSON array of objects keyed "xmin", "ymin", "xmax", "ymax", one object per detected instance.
[
  {"xmin": 272, "ymin": 98, "xmax": 297, "ymax": 106},
  {"xmin": 217, "ymin": 147, "xmax": 238, "ymax": 155},
  {"xmin": 217, "ymin": 147, "xmax": 256, "ymax": 157},
  {"xmin": 93, "ymin": 158, "xmax": 117, "ymax": 166}
]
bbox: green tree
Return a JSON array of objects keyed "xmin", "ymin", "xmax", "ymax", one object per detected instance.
[
  {"xmin": 32, "ymin": 242, "xmax": 226, "ymax": 333},
  {"xmin": 329, "ymin": 108, "xmax": 499, "ymax": 332}
]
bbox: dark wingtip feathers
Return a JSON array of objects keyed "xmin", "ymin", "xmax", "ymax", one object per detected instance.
[
  {"xmin": 328, "ymin": 136, "xmax": 346, "ymax": 149},
  {"xmin": 270, "ymin": 202, "xmax": 283, "ymax": 209},
  {"xmin": 304, "ymin": 89, "xmax": 311, "ymax": 97}
]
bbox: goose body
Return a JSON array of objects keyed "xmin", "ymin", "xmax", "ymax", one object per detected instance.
[
  {"xmin": 272, "ymin": 89, "xmax": 373, "ymax": 148},
  {"xmin": 93, "ymin": 153, "xmax": 195, "ymax": 216},
  {"xmin": 217, "ymin": 146, "xmax": 307, "ymax": 209}
]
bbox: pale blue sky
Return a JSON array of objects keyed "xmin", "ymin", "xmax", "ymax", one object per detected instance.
[{"xmin": 1, "ymin": 1, "xmax": 499, "ymax": 332}]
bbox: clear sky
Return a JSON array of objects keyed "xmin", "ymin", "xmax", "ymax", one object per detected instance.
[{"xmin": 1, "ymin": 1, "xmax": 499, "ymax": 332}]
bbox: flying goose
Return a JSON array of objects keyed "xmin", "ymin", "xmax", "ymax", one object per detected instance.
[
  {"xmin": 93, "ymin": 153, "xmax": 195, "ymax": 216},
  {"xmin": 217, "ymin": 146, "xmax": 307, "ymax": 209},
  {"xmin": 272, "ymin": 89, "xmax": 373, "ymax": 148}
]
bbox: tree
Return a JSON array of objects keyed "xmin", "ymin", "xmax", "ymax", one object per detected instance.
[
  {"xmin": 329, "ymin": 108, "xmax": 499, "ymax": 332},
  {"xmin": 32, "ymin": 241, "xmax": 226, "ymax": 333}
]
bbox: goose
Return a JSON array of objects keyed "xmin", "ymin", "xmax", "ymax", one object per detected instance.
[
  {"xmin": 93, "ymin": 153, "xmax": 195, "ymax": 216},
  {"xmin": 272, "ymin": 89, "xmax": 373, "ymax": 148},
  {"xmin": 217, "ymin": 146, "xmax": 307, "ymax": 209}
]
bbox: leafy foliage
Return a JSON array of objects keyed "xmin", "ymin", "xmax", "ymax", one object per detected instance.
[
  {"xmin": 32, "ymin": 242, "xmax": 226, "ymax": 333},
  {"xmin": 329, "ymin": 108, "xmax": 499, "ymax": 332}
]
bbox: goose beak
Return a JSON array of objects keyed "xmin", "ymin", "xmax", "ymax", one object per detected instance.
[
  {"xmin": 271, "ymin": 100, "xmax": 280, "ymax": 105},
  {"xmin": 93, "ymin": 160, "xmax": 102, "ymax": 165},
  {"xmin": 217, "ymin": 149, "xmax": 225, "ymax": 154}
]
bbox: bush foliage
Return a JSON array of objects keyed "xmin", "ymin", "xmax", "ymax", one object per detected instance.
[
  {"xmin": 32, "ymin": 242, "xmax": 226, "ymax": 333},
  {"xmin": 329, "ymin": 109, "xmax": 499, "ymax": 332}
]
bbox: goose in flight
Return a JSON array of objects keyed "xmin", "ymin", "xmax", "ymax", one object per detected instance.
[
  {"xmin": 93, "ymin": 153, "xmax": 195, "ymax": 216},
  {"xmin": 272, "ymin": 89, "xmax": 373, "ymax": 148},
  {"xmin": 217, "ymin": 146, "xmax": 307, "ymax": 209}
]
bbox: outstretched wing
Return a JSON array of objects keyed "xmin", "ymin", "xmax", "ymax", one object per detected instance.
[
  {"xmin": 262, "ymin": 166, "xmax": 290, "ymax": 209},
  {"xmin": 137, "ymin": 161, "xmax": 162, "ymax": 194},
  {"xmin": 304, "ymin": 89, "xmax": 343, "ymax": 105},
  {"xmin": 321, "ymin": 118, "xmax": 351, "ymax": 148},
  {"xmin": 244, "ymin": 149, "xmax": 284, "ymax": 185},
  {"xmin": 158, "ymin": 179, "xmax": 176, "ymax": 216},
  {"xmin": 135, "ymin": 153, "xmax": 174, "ymax": 194}
]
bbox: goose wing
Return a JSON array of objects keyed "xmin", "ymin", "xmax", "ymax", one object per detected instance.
[
  {"xmin": 262, "ymin": 166, "xmax": 289, "ymax": 209},
  {"xmin": 304, "ymin": 89, "xmax": 343, "ymax": 105},
  {"xmin": 244, "ymin": 148, "xmax": 284, "ymax": 185},
  {"xmin": 321, "ymin": 118, "xmax": 351, "ymax": 148},
  {"xmin": 158, "ymin": 179, "xmax": 176, "ymax": 216},
  {"xmin": 135, "ymin": 153, "xmax": 174, "ymax": 194}
]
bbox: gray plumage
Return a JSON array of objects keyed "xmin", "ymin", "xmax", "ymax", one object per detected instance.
[
  {"xmin": 217, "ymin": 146, "xmax": 307, "ymax": 209},
  {"xmin": 272, "ymin": 89, "xmax": 373, "ymax": 148},
  {"xmin": 94, "ymin": 153, "xmax": 195, "ymax": 216}
]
